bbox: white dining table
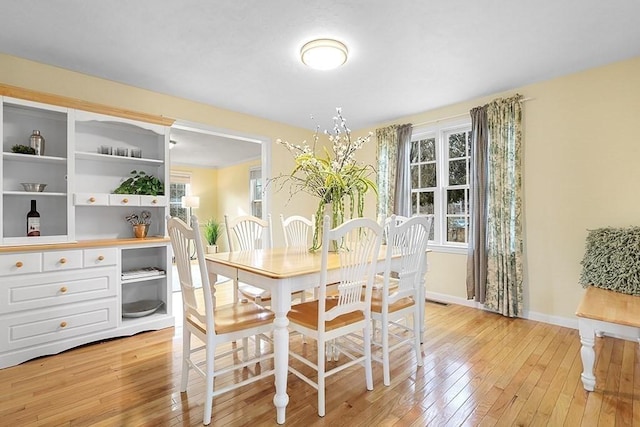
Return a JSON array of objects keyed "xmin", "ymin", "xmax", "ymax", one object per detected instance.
[{"xmin": 205, "ymin": 246, "xmax": 427, "ymax": 424}]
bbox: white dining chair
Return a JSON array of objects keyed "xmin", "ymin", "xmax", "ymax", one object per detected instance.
[
  {"xmin": 167, "ymin": 215, "xmax": 275, "ymax": 425},
  {"xmin": 280, "ymin": 214, "xmax": 315, "ymax": 249},
  {"xmin": 372, "ymin": 214, "xmax": 432, "ymax": 386},
  {"xmin": 287, "ymin": 215, "xmax": 383, "ymax": 417},
  {"xmin": 224, "ymin": 214, "xmax": 273, "ymax": 305}
]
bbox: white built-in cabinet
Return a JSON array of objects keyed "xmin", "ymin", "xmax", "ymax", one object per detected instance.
[{"xmin": 0, "ymin": 95, "xmax": 174, "ymax": 369}]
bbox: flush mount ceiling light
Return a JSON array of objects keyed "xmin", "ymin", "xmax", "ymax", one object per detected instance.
[{"xmin": 300, "ymin": 38, "xmax": 348, "ymax": 70}]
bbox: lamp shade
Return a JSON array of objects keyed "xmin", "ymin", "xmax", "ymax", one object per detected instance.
[
  {"xmin": 300, "ymin": 39, "xmax": 348, "ymax": 70},
  {"xmin": 181, "ymin": 196, "xmax": 200, "ymax": 209}
]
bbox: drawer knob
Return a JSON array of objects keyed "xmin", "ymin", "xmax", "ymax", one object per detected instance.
[
  {"xmin": 60, "ymin": 321, "xmax": 68, "ymax": 328},
  {"xmin": 98, "ymin": 255, "xmax": 105, "ymax": 261},
  {"xmin": 89, "ymin": 197, "xmax": 96, "ymax": 203},
  {"xmin": 59, "ymin": 257, "xmax": 67, "ymax": 264},
  {"xmin": 60, "ymin": 286, "xmax": 68, "ymax": 293},
  {"xmin": 122, "ymin": 198, "xmax": 129, "ymax": 204},
  {"xmin": 15, "ymin": 261, "xmax": 23, "ymax": 268}
]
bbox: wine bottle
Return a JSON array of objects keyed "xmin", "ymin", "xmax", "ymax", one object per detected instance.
[{"xmin": 27, "ymin": 199, "xmax": 40, "ymax": 237}]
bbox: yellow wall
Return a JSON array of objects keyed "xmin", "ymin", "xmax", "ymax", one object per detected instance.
[
  {"xmin": 3, "ymin": 52, "xmax": 640, "ymax": 326},
  {"xmin": 358, "ymin": 56, "xmax": 640, "ymax": 325},
  {"xmin": 170, "ymin": 165, "xmax": 218, "ymax": 225},
  {"xmin": 215, "ymin": 159, "xmax": 261, "ymax": 252}
]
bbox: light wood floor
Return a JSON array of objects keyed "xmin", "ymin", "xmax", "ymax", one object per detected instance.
[{"xmin": 1, "ymin": 284, "xmax": 638, "ymax": 426}]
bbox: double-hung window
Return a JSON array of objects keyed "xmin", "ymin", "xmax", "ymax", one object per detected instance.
[
  {"xmin": 409, "ymin": 119, "xmax": 471, "ymax": 252},
  {"xmin": 170, "ymin": 173, "xmax": 192, "ymax": 223}
]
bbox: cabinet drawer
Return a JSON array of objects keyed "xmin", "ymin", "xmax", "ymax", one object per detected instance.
[
  {"xmin": 43, "ymin": 250, "xmax": 82, "ymax": 271},
  {"xmin": 84, "ymin": 247, "xmax": 117, "ymax": 267},
  {"xmin": 74, "ymin": 193, "xmax": 109, "ymax": 206},
  {"xmin": 140, "ymin": 195, "xmax": 167, "ymax": 207},
  {"xmin": 0, "ymin": 298, "xmax": 118, "ymax": 351},
  {"xmin": 1, "ymin": 267, "xmax": 117, "ymax": 313},
  {"xmin": 0, "ymin": 252, "xmax": 42, "ymax": 277},
  {"xmin": 109, "ymin": 194, "xmax": 140, "ymax": 206}
]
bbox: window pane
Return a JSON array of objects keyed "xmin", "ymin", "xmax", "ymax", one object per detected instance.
[
  {"xmin": 447, "ymin": 189, "xmax": 466, "ymax": 214},
  {"xmin": 410, "ymin": 140, "xmax": 419, "ymax": 163},
  {"xmin": 449, "ymin": 132, "xmax": 466, "ymax": 158},
  {"xmin": 420, "ymin": 138, "xmax": 436, "ymax": 162},
  {"xmin": 447, "ymin": 217, "xmax": 467, "ymax": 243},
  {"xmin": 410, "ymin": 165, "xmax": 419, "ymax": 189},
  {"xmin": 420, "ymin": 164, "xmax": 436, "ymax": 188},
  {"xmin": 418, "ymin": 191, "xmax": 434, "ymax": 214},
  {"xmin": 449, "ymin": 159, "xmax": 467, "ymax": 185},
  {"xmin": 467, "ymin": 131, "xmax": 472, "ymax": 156},
  {"xmin": 411, "ymin": 193, "xmax": 418, "ymax": 215}
]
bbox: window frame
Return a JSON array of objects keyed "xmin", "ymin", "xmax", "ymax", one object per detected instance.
[{"xmin": 410, "ymin": 117, "xmax": 471, "ymax": 254}]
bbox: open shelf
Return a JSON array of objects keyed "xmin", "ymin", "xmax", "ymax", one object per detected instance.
[
  {"xmin": 3, "ymin": 152, "xmax": 67, "ymax": 164},
  {"xmin": 75, "ymin": 151, "xmax": 163, "ymax": 166}
]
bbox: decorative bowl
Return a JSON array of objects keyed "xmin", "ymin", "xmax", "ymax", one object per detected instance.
[{"xmin": 21, "ymin": 183, "xmax": 47, "ymax": 192}]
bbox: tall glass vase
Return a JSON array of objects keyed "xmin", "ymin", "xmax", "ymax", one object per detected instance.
[{"xmin": 312, "ymin": 201, "xmax": 345, "ymax": 252}]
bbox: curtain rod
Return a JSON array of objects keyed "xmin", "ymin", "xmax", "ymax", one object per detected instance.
[{"xmin": 411, "ymin": 97, "xmax": 533, "ymax": 128}]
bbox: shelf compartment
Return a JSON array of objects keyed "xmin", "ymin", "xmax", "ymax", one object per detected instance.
[
  {"xmin": 4, "ymin": 191, "xmax": 67, "ymax": 197},
  {"xmin": 75, "ymin": 151, "xmax": 163, "ymax": 166},
  {"xmin": 3, "ymin": 152, "xmax": 67, "ymax": 164}
]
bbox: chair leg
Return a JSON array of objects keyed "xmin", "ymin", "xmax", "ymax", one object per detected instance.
[
  {"xmin": 181, "ymin": 327, "xmax": 191, "ymax": 391},
  {"xmin": 203, "ymin": 341, "xmax": 215, "ymax": 425},
  {"xmin": 382, "ymin": 317, "xmax": 391, "ymax": 386},
  {"xmin": 363, "ymin": 323, "xmax": 373, "ymax": 391},
  {"xmin": 255, "ymin": 333, "xmax": 261, "ymax": 359},
  {"xmin": 242, "ymin": 337, "xmax": 249, "ymax": 361},
  {"xmin": 317, "ymin": 340, "xmax": 326, "ymax": 417},
  {"xmin": 413, "ymin": 311, "xmax": 423, "ymax": 367}
]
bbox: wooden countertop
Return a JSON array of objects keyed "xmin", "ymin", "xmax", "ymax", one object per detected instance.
[{"xmin": 0, "ymin": 236, "xmax": 170, "ymax": 253}]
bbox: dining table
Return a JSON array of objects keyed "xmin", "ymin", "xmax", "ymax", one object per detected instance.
[{"xmin": 205, "ymin": 246, "xmax": 428, "ymax": 424}]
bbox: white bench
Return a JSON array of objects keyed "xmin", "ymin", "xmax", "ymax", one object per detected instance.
[{"xmin": 576, "ymin": 286, "xmax": 640, "ymax": 391}]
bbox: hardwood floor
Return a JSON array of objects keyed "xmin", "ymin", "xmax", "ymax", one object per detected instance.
[{"xmin": 1, "ymin": 284, "xmax": 638, "ymax": 426}]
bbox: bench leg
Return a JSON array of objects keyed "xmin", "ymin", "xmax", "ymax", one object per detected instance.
[{"xmin": 578, "ymin": 318, "xmax": 596, "ymax": 391}]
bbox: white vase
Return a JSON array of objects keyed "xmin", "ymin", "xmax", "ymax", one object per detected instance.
[{"xmin": 206, "ymin": 244, "xmax": 218, "ymax": 254}]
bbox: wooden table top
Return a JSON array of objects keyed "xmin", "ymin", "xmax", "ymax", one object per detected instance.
[
  {"xmin": 576, "ymin": 286, "xmax": 640, "ymax": 327},
  {"xmin": 205, "ymin": 247, "xmax": 345, "ymax": 279}
]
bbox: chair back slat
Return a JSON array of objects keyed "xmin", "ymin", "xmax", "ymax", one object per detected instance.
[
  {"xmin": 280, "ymin": 214, "xmax": 314, "ymax": 249},
  {"xmin": 225, "ymin": 214, "xmax": 273, "ymax": 251},
  {"xmin": 318, "ymin": 216, "xmax": 382, "ymax": 323}
]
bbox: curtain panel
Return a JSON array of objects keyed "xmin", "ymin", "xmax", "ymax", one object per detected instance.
[
  {"xmin": 484, "ymin": 94, "xmax": 524, "ymax": 317},
  {"xmin": 376, "ymin": 125, "xmax": 399, "ymax": 221},
  {"xmin": 376, "ymin": 124, "xmax": 413, "ymax": 221},
  {"xmin": 466, "ymin": 94, "xmax": 524, "ymax": 317},
  {"xmin": 466, "ymin": 105, "xmax": 489, "ymax": 302}
]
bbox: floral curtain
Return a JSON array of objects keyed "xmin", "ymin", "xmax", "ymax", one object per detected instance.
[
  {"xmin": 376, "ymin": 125, "xmax": 399, "ymax": 221},
  {"xmin": 484, "ymin": 94, "xmax": 524, "ymax": 317},
  {"xmin": 376, "ymin": 124, "xmax": 412, "ymax": 221}
]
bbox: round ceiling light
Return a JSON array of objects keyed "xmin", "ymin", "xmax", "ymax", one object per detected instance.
[{"xmin": 300, "ymin": 39, "xmax": 348, "ymax": 70}]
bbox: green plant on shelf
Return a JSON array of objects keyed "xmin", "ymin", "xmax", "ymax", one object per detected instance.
[
  {"xmin": 113, "ymin": 170, "xmax": 164, "ymax": 196},
  {"xmin": 11, "ymin": 144, "xmax": 36, "ymax": 155}
]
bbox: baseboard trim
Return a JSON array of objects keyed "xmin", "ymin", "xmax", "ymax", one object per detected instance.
[{"xmin": 424, "ymin": 291, "xmax": 579, "ymax": 330}]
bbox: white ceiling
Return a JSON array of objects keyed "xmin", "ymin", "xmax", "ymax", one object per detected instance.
[{"xmin": 1, "ymin": 1, "xmax": 640, "ymax": 167}]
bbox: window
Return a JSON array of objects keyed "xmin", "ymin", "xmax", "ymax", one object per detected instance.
[
  {"xmin": 409, "ymin": 120, "xmax": 471, "ymax": 251},
  {"xmin": 170, "ymin": 173, "xmax": 191, "ymax": 223},
  {"xmin": 249, "ymin": 167, "xmax": 262, "ymax": 218}
]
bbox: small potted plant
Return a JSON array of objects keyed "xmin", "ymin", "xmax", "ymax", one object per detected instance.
[
  {"xmin": 126, "ymin": 210, "xmax": 152, "ymax": 238},
  {"xmin": 204, "ymin": 218, "xmax": 221, "ymax": 253},
  {"xmin": 113, "ymin": 170, "xmax": 164, "ymax": 196}
]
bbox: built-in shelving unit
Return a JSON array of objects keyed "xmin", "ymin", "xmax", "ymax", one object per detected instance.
[{"xmin": 0, "ymin": 89, "xmax": 175, "ymax": 369}]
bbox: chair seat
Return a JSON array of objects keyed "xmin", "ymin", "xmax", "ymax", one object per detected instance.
[
  {"xmin": 288, "ymin": 299, "xmax": 365, "ymax": 331},
  {"xmin": 370, "ymin": 291, "xmax": 415, "ymax": 314},
  {"xmin": 187, "ymin": 300, "xmax": 274, "ymax": 335},
  {"xmin": 373, "ymin": 274, "xmax": 399, "ymax": 290}
]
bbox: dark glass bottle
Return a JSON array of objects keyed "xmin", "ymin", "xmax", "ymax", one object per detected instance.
[{"xmin": 27, "ymin": 199, "xmax": 40, "ymax": 237}]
